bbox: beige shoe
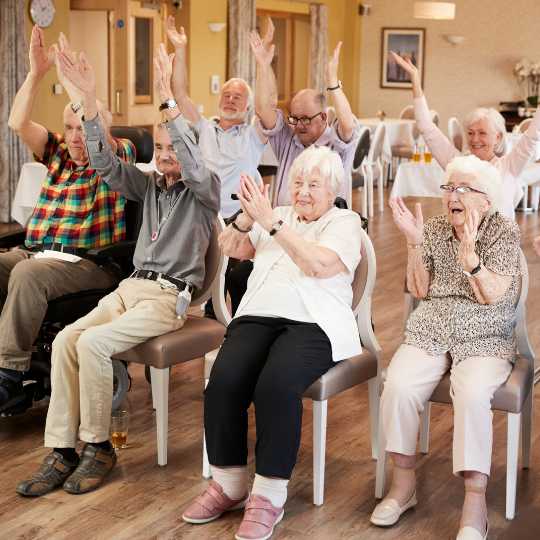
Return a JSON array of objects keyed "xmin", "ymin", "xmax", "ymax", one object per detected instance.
[
  {"xmin": 370, "ymin": 491, "xmax": 417, "ymax": 527},
  {"xmin": 456, "ymin": 523, "xmax": 488, "ymax": 540}
]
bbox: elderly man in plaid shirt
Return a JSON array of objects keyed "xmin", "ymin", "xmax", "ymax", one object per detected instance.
[{"xmin": 0, "ymin": 27, "xmax": 135, "ymax": 413}]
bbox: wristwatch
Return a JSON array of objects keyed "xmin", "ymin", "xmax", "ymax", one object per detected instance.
[
  {"xmin": 70, "ymin": 101, "xmax": 83, "ymax": 114},
  {"xmin": 269, "ymin": 220, "xmax": 284, "ymax": 236},
  {"xmin": 159, "ymin": 98, "xmax": 178, "ymax": 111},
  {"xmin": 326, "ymin": 80, "xmax": 342, "ymax": 92},
  {"xmin": 463, "ymin": 261, "xmax": 482, "ymax": 278}
]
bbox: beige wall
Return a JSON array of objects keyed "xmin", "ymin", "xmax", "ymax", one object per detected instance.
[{"xmin": 358, "ymin": 0, "xmax": 540, "ymax": 129}]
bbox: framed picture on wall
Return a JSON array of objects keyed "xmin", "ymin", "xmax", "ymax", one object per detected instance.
[{"xmin": 380, "ymin": 28, "xmax": 425, "ymax": 89}]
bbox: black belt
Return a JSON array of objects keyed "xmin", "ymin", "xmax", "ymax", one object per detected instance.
[
  {"xmin": 31, "ymin": 243, "xmax": 89, "ymax": 258},
  {"xmin": 131, "ymin": 269, "xmax": 193, "ymax": 292}
]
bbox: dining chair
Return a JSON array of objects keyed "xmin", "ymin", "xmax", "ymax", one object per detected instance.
[
  {"xmin": 359, "ymin": 124, "xmax": 386, "ymax": 217},
  {"xmin": 375, "ymin": 252, "xmax": 535, "ymax": 520},
  {"xmin": 202, "ymin": 227, "xmax": 382, "ymax": 506},
  {"xmin": 113, "ymin": 217, "xmax": 231, "ymax": 466},
  {"xmin": 513, "ymin": 118, "xmax": 533, "ymax": 134}
]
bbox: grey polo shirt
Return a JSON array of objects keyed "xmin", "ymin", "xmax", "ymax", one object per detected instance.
[{"xmin": 83, "ymin": 115, "xmax": 220, "ymax": 290}]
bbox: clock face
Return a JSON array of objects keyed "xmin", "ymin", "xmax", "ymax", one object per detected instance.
[{"xmin": 30, "ymin": 0, "xmax": 56, "ymax": 28}]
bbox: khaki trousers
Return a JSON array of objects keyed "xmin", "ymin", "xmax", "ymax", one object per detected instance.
[
  {"xmin": 44, "ymin": 278, "xmax": 185, "ymax": 447},
  {"xmin": 0, "ymin": 248, "xmax": 116, "ymax": 371},
  {"xmin": 381, "ymin": 344, "xmax": 512, "ymax": 476}
]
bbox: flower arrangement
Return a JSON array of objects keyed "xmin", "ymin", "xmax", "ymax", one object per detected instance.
[{"xmin": 514, "ymin": 58, "xmax": 540, "ymax": 107}]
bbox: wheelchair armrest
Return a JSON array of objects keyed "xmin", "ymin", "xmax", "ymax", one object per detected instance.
[
  {"xmin": 0, "ymin": 228, "xmax": 26, "ymax": 249},
  {"xmin": 87, "ymin": 240, "xmax": 137, "ymax": 260}
]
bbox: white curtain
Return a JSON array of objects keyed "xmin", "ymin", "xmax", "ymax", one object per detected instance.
[
  {"xmin": 228, "ymin": 0, "xmax": 256, "ymax": 91},
  {"xmin": 309, "ymin": 3, "xmax": 328, "ymax": 93},
  {"xmin": 0, "ymin": 0, "xmax": 30, "ymax": 223}
]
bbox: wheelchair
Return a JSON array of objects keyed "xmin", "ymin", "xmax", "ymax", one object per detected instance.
[{"xmin": 0, "ymin": 126, "xmax": 152, "ymax": 416}]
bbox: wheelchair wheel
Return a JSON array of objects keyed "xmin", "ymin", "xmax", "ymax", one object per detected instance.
[{"xmin": 112, "ymin": 360, "xmax": 130, "ymax": 411}]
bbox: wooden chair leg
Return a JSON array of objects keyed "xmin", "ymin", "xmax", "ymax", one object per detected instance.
[
  {"xmin": 522, "ymin": 389, "xmax": 533, "ymax": 469},
  {"xmin": 419, "ymin": 403, "xmax": 431, "ymax": 454},
  {"xmin": 368, "ymin": 377, "xmax": 380, "ymax": 460},
  {"xmin": 506, "ymin": 412, "xmax": 521, "ymax": 520},
  {"xmin": 150, "ymin": 366, "xmax": 170, "ymax": 466},
  {"xmin": 313, "ymin": 400, "xmax": 328, "ymax": 506},
  {"xmin": 202, "ymin": 378, "xmax": 212, "ymax": 479}
]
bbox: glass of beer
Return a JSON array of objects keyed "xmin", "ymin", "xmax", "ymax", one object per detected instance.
[
  {"xmin": 111, "ymin": 409, "xmax": 129, "ymax": 449},
  {"xmin": 413, "ymin": 144, "xmax": 421, "ymax": 162},
  {"xmin": 424, "ymin": 149, "xmax": 432, "ymax": 163}
]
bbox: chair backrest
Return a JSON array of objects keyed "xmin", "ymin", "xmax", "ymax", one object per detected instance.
[
  {"xmin": 368, "ymin": 123, "xmax": 386, "ymax": 163},
  {"xmin": 190, "ymin": 216, "xmax": 228, "ymax": 313},
  {"xmin": 399, "ymin": 105, "xmax": 415, "ymax": 120},
  {"xmin": 447, "ymin": 116, "xmax": 464, "ymax": 152},
  {"xmin": 110, "ymin": 126, "xmax": 154, "ymax": 163},
  {"xmin": 352, "ymin": 127, "xmax": 371, "ymax": 169},
  {"xmin": 430, "ymin": 110, "xmax": 440, "ymax": 127},
  {"xmin": 515, "ymin": 118, "xmax": 533, "ymax": 134}
]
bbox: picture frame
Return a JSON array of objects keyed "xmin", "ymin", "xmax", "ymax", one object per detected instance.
[{"xmin": 380, "ymin": 28, "xmax": 425, "ymax": 89}]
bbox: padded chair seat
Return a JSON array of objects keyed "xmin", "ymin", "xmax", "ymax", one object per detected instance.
[
  {"xmin": 114, "ymin": 315, "xmax": 225, "ymax": 369},
  {"xmin": 429, "ymin": 355, "xmax": 533, "ymax": 413},
  {"xmin": 391, "ymin": 144, "xmax": 414, "ymax": 159},
  {"xmin": 304, "ymin": 351, "xmax": 378, "ymax": 401}
]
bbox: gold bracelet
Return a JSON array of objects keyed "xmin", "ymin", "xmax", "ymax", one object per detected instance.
[{"xmin": 407, "ymin": 243, "xmax": 422, "ymax": 249}]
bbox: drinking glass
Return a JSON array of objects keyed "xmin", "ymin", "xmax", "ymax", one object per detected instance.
[{"xmin": 111, "ymin": 409, "xmax": 129, "ymax": 449}]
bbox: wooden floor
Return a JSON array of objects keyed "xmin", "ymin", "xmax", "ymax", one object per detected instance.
[{"xmin": 1, "ymin": 193, "xmax": 540, "ymax": 540}]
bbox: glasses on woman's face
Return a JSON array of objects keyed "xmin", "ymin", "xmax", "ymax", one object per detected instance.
[
  {"xmin": 440, "ymin": 184, "xmax": 486, "ymax": 196},
  {"xmin": 287, "ymin": 111, "xmax": 324, "ymax": 126}
]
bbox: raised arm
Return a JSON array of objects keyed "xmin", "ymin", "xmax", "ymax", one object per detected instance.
[
  {"xmin": 57, "ymin": 50, "xmax": 149, "ymax": 200},
  {"xmin": 503, "ymin": 106, "xmax": 540, "ymax": 177},
  {"xmin": 250, "ymin": 20, "xmax": 278, "ymax": 129},
  {"xmin": 389, "ymin": 198, "xmax": 430, "ymax": 299},
  {"xmin": 8, "ymin": 25, "xmax": 53, "ymax": 159},
  {"xmin": 327, "ymin": 42, "xmax": 355, "ymax": 142},
  {"xmin": 391, "ymin": 51, "xmax": 459, "ymax": 168},
  {"xmin": 167, "ymin": 16, "xmax": 200, "ymax": 123}
]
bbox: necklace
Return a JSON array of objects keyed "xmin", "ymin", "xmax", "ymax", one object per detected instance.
[{"xmin": 151, "ymin": 188, "xmax": 181, "ymax": 241}]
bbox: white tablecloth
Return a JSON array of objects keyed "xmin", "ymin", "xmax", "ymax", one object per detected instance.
[
  {"xmin": 357, "ymin": 118, "xmax": 416, "ymax": 163},
  {"xmin": 390, "ymin": 161, "xmax": 445, "ymax": 199}
]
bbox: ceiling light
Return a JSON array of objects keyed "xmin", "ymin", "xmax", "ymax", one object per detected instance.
[{"xmin": 414, "ymin": 2, "xmax": 456, "ymax": 20}]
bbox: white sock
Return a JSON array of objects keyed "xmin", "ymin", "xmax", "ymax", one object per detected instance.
[
  {"xmin": 251, "ymin": 474, "xmax": 289, "ymax": 508},
  {"xmin": 211, "ymin": 465, "xmax": 249, "ymax": 500}
]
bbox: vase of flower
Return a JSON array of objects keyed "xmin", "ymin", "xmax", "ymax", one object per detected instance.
[{"xmin": 514, "ymin": 58, "xmax": 540, "ymax": 109}]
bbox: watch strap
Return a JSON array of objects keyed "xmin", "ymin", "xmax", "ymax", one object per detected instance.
[
  {"xmin": 463, "ymin": 261, "xmax": 482, "ymax": 277},
  {"xmin": 326, "ymin": 80, "xmax": 342, "ymax": 91},
  {"xmin": 159, "ymin": 98, "xmax": 178, "ymax": 111},
  {"xmin": 269, "ymin": 220, "xmax": 284, "ymax": 236}
]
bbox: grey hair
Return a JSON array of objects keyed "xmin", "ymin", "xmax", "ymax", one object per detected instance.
[
  {"xmin": 222, "ymin": 78, "xmax": 254, "ymax": 111},
  {"xmin": 445, "ymin": 155, "xmax": 504, "ymax": 214},
  {"xmin": 287, "ymin": 145, "xmax": 344, "ymax": 195},
  {"xmin": 463, "ymin": 108, "xmax": 507, "ymax": 157}
]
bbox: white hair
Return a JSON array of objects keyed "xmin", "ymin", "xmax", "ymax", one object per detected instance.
[
  {"xmin": 445, "ymin": 155, "xmax": 504, "ymax": 214},
  {"xmin": 221, "ymin": 78, "xmax": 254, "ymax": 111},
  {"xmin": 287, "ymin": 146, "xmax": 344, "ymax": 195},
  {"xmin": 464, "ymin": 108, "xmax": 507, "ymax": 157}
]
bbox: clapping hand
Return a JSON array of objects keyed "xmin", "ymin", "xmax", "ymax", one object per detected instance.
[
  {"xmin": 29, "ymin": 25, "xmax": 55, "ymax": 79},
  {"xmin": 56, "ymin": 50, "xmax": 96, "ymax": 97},
  {"xmin": 154, "ymin": 43, "xmax": 174, "ymax": 104},
  {"xmin": 457, "ymin": 207, "xmax": 481, "ymax": 273},
  {"xmin": 238, "ymin": 175, "xmax": 273, "ymax": 232},
  {"xmin": 326, "ymin": 42, "xmax": 342, "ymax": 88},
  {"xmin": 166, "ymin": 15, "xmax": 187, "ymax": 49},
  {"xmin": 389, "ymin": 197, "xmax": 423, "ymax": 245},
  {"xmin": 54, "ymin": 33, "xmax": 83, "ymax": 100},
  {"xmin": 249, "ymin": 18, "xmax": 275, "ymax": 67}
]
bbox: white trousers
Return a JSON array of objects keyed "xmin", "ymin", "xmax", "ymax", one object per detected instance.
[
  {"xmin": 381, "ymin": 344, "xmax": 512, "ymax": 476},
  {"xmin": 44, "ymin": 278, "xmax": 184, "ymax": 447}
]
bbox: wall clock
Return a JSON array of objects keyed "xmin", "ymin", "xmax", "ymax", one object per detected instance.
[{"xmin": 29, "ymin": 0, "xmax": 56, "ymax": 28}]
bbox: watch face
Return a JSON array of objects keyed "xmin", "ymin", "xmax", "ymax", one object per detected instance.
[{"xmin": 30, "ymin": 0, "xmax": 56, "ymax": 28}]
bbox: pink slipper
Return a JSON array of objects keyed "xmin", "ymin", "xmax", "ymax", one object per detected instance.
[
  {"xmin": 235, "ymin": 494, "xmax": 285, "ymax": 540},
  {"xmin": 182, "ymin": 480, "xmax": 248, "ymax": 524}
]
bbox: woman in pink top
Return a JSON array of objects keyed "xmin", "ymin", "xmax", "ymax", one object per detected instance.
[{"xmin": 392, "ymin": 52, "xmax": 540, "ymax": 219}]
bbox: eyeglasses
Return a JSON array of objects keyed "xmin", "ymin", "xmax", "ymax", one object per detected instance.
[
  {"xmin": 439, "ymin": 184, "xmax": 486, "ymax": 195},
  {"xmin": 287, "ymin": 111, "xmax": 325, "ymax": 126}
]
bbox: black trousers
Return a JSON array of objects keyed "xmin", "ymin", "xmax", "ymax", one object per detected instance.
[{"xmin": 204, "ymin": 315, "xmax": 334, "ymax": 479}]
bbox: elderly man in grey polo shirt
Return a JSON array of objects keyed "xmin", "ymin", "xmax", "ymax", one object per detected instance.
[
  {"xmin": 250, "ymin": 29, "xmax": 359, "ymax": 208},
  {"xmin": 166, "ymin": 16, "xmax": 272, "ymax": 219},
  {"xmin": 16, "ymin": 46, "xmax": 219, "ymax": 498}
]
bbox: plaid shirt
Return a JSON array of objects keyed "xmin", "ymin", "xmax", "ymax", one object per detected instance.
[{"xmin": 25, "ymin": 132, "xmax": 136, "ymax": 249}]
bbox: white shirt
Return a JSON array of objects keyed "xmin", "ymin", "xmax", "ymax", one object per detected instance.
[
  {"xmin": 236, "ymin": 206, "xmax": 363, "ymax": 361},
  {"xmin": 196, "ymin": 117, "xmax": 266, "ymax": 217}
]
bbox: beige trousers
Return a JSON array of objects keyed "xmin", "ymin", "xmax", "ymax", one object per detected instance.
[
  {"xmin": 44, "ymin": 278, "xmax": 185, "ymax": 447},
  {"xmin": 381, "ymin": 344, "xmax": 512, "ymax": 476}
]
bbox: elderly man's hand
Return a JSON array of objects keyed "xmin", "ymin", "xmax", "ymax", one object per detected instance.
[
  {"xmin": 29, "ymin": 25, "xmax": 55, "ymax": 79},
  {"xmin": 458, "ymin": 208, "xmax": 481, "ymax": 273},
  {"xmin": 154, "ymin": 43, "xmax": 175, "ymax": 104},
  {"xmin": 166, "ymin": 15, "xmax": 187, "ymax": 49},
  {"xmin": 390, "ymin": 52, "xmax": 420, "ymax": 82},
  {"xmin": 249, "ymin": 28, "xmax": 275, "ymax": 67},
  {"xmin": 238, "ymin": 175, "xmax": 273, "ymax": 232},
  {"xmin": 57, "ymin": 51, "xmax": 96, "ymax": 97},
  {"xmin": 389, "ymin": 198, "xmax": 423, "ymax": 245},
  {"xmin": 326, "ymin": 42, "xmax": 342, "ymax": 88},
  {"xmin": 54, "ymin": 33, "xmax": 82, "ymax": 100}
]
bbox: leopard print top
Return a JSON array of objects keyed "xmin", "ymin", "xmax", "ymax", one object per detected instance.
[{"xmin": 404, "ymin": 212, "xmax": 521, "ymax": 364}]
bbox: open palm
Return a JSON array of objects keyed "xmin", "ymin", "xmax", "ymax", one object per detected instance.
[
  {"xmin": 389, "ymin": 197, "xmax": 423, "ymax": 244},
  {"xmin": 29, "ymin": 25, "xmax": 54, "ymax": 78},
  {"xmin": 166, "ymin": 15, "xmax": 187, "ymax": 48},
  {"xmin": 57, "ymin": 51, "xmax": 96, "ymax": 96}
]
